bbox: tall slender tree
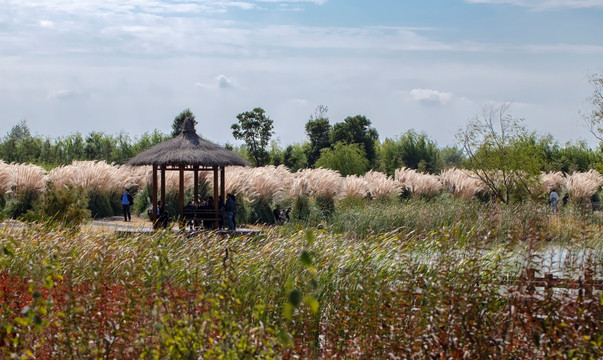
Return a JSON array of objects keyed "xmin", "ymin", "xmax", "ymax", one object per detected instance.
[
  {"xmin": 304, "ymin": 105, "xmax": 331, "ymax": 167},
  {"xmin": 231, "ymin": 107, "xmax": 274, "ymax": 167}
]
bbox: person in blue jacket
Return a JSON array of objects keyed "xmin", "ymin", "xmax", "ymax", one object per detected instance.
[{"xmin": 121, "ymin": 188, "xmax": 133, "ymax": 222}]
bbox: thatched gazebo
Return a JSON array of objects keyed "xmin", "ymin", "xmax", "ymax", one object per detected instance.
[{"xmin": 127, "ymin": 117, "xmax": 248, "ymax": 227}]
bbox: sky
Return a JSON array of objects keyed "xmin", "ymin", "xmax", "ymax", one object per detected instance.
[{"xmin": 1, "ymin": 0, "xmax": 602, "ymax": 148}]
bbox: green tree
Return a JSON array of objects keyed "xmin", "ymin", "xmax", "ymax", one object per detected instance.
[
  {"xmin": 131, "ymin": 130, "xmax": 170, "ymax": 156},
  {"xmin": 84, "ymin": 132, "xmax": 115, "ymax": 161},
  {"xmin": 304, "ymin": 105, "xmax": 331, "ymax": 167},
  {"xmin": 284, "ymin": 144, "xmax": 307, "ymax": 172},
  {"xmin": 440, "ymin": 146, "xmax": 465, "ymax": 169},
  {"xmin": 268, "ymin": 139, "xmax": 285, "ymax": 166},
  {"xmin": 457, "ymin": 103, "xmax": 544, "ymax": 203},
  {"xmin": 585, "ymin": 71, "xmax": 603, "ymax": 141},
  {"xmin": 0, "ymin": 121, "xmax": 53, "ymax": 164},
  {"xmin": 56, "ymin": 133, "xmax": 86, "ymax": 164},
  {"xmin": 171, "ymin": 109, "xmax": 197, "ymax": 137},
  {"xmin": 231, "ymin": 107, "xmax": 274, "ymax": 167},
  {"xmin": 378, "ymin": 130, "xmax": 441, "ymax": 176},
  {"xmin": 330, "ymin": 115, "xmax": 379, "ymax": 167},
  {"xmin": 315, "ymin": 142, "xmax": 369, "ymax": 176}
]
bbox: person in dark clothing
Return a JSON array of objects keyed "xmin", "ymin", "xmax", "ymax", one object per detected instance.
[
  {"xmin": 184, "ymin": 201, "xmax": 196, "ymax": 230},
  {"xmin": 121, "ymin": 188, "xmax": 133, "ymax": 222},
  {"xmin": 284, "ymin": 207, "xmax": 292, "ymax": 223},
  {"xmin": 218, "ymin": 195, "xmax": 224, "ymax": 229},
  {"xmin": 157, "ymin": 201, "xmax": 169, "ymax": 229},
  {"xmin": 273, "ymin": 204, "xmax": 283, "ymax": 224},
  {"xmin": 562, "ymin": 193, "xmax": 569, "ymax": 206},
  {"xmin": 224, "ymin": 193, "xmax": 237, "ymax": 230}
]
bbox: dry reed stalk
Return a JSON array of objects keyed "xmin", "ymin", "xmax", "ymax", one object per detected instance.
[
  {"xmin": 223, "ymin": 166, "xmax": 252, "ymax": 196},
  {"xmin": 7, "ymin": 162, "xmax": 47, "ymax": 193},
  {"xmin": 565, "ymin": 170, "xmax": 603, "ymax": 201},
  {"xmin": 47, "ymin": 161, "xmax": 124, "ymax": 190},
  {"xmin": 241, "ymin": 165, "xmax": 289, "ymax": 201},
  {"xmin": 121, "ymin": 165, "xmax": 153, "ymax": 189},
  {"xmin": 362, "ymin": 171, "xmax": 401, "ymax": 199},
  {"xmin": 394, "ymin": 167, "xmax": 442, "ymax": 196},
  {"xmin": 439, "ymin": 168, "xmax": 486, "ymax": 200},
  {"xmin": 162, "ymin": 170, "xmax": 196, "ymax": 191},
  {"xmin": 0, "ymin": 160, "xmax": 10, "ymax": 193},
  {"xmin": 339, "ymin": 175, "xmax": 369, "ymax": 199},
  {"xmin": 296, "ymin": 168, "xmax": 343, "ymax": 198},
  {"xmin": 538, "ymin": 171, "xmax": 567, "ymax": 194},
  {"xmin": 288, "ymin": 173, "xmax": 312, "ymax": 198}
]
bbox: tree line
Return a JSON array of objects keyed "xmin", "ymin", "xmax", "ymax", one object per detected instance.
[{"xmin": 1, "ymin": 72, "xmax": 602, "ymax": 178}]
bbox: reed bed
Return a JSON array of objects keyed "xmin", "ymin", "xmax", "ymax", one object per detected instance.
[
  {"xmin": 2, "ymin": 160, "xmax": 602, "ymax": 205},
  {"xmin": 0, "ymin": 222, "xmax": 601, "ymax": 358}
]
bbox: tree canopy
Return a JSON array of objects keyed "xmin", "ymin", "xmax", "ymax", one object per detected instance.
[
  {"xmin": 330, "ymin": 115, "xmax": 379, "ymax": 167},
  {"xmin": 315, "ymin": 142, "xmax": 369, "ymax": 177},
  {"xmin": 304, "ymin": 105, "xmax": 331, "ymax": 168},
  {"xmin": 231, "ymin": 107, "xmax": 274, "ymax": 167},
  {"xmin": 379, "ymin": 130, "xmax": 441, "ymax": 176},
  {"xmin": 457, "ymin": 103, "xmax": 545, "ymax": 203}
]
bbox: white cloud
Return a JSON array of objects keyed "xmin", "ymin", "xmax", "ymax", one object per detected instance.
[
  {"xmin": 258, "ymin": 0, "xmax": 327, "ymax": 4},
  {"xmin": 465, "ymin": 0, "xmax": 603, "ymax": 10},
  {"xmin": 217, "ymin": 74, "xmax": 235, "ymax": 88},
  {"xmin": 410, "ymin": 89, "xmax": 454, "ymax": 106},
  {"xmin": 39, "ymin": 20, "xmax": 54, "ymax": 28},
  {"xmin": 49, "ymin": 89, "xmax": 94, "ymax": 100}
]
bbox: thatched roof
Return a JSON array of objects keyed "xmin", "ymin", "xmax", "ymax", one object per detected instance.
[{"xmin": 126, "ymin": 117, "xmax": 249, "ymax": 167}]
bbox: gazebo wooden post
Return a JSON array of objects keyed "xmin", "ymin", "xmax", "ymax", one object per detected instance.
[
  {"xmin": 194, "ymin": 165, "xmax": 199, "ymax": 204},
  {"xmin": 160, "ymin": 164, "xmax": 166, "ymax": 207},
  {"xmin": 179, "ymin": 164, "xmax": 185, "ymax": 228},
  {"xmin": 213, "ymin": 166, "xmax": 219, "ymax": 229},
  {"xmin": 220, "ymin": 166, "xmax": 226, "ymax": 203},
  {"xmin": 152, "ymin": 164, "xmax": 158, "ymax": 223}
]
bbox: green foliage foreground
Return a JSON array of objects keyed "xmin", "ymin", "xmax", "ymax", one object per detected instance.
[{"xmin": 0, "ymin": 219, "xmax": 601, "ymax": 359}]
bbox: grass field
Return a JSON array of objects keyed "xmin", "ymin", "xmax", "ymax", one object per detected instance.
[{"xmin": 1, "ymin": 197, "xmax": 602, "ymax": 359}]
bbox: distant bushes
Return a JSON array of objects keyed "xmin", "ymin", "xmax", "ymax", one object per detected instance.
[
  {"xmin": 24, "ymin": 183, "xmax": 91, "ymax": 228},
  {"xmin": 3, "ymin": 188, "xmax": 40, "ymax": 220}
]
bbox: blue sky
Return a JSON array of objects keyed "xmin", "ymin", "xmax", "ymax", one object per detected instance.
[{"xmin": 1, "ymin": 0, "xmax": 602, "ymax": 148}]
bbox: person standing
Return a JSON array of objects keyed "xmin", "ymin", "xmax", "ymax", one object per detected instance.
[
  {"xmin": 224, "ymin": 193, "xmax": 237, "ymax": 230},
  {"xmin": 550, "ymin": 189, "xmax": 559, "ymax": 213},
  {"xmin": 121, "ymin": 188, "xmax": 133, "ymax": 222},
  {"xmin": 273, "ymin": 204, "xmax": 283, "ymax": 224}
]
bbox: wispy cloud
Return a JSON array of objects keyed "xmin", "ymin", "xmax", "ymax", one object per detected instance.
[
  {"xmin": 49, "ymin": 89, "xmax": 94, "ymax": 100},
  {"xmin": 258, "ymin": 0, "xmax": 327, "ymax": 3},
  {"xmin": 410, "ymin": 89, "xmax": 454, "ymax": 106},
  {"xmin": 465, "ymin": 0, "xmax": 603, "ymax": 10},
  {"xmin": 3, "ymin": 0, "xmax": 602, "ymax": 59}
]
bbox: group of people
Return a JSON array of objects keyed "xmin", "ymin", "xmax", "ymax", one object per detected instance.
[
  {"xmin": 121, "ymin": 187, "xmax": 238, "ymax": 230},
  {"xmin": 273, "ymin": 204, "xmax": 291, "ymax": 224},
  {"xmin": 123, "ymin": 188, "xmax": 297, "ymax": 230},
  {"xmin": 183, "ymin": 194, "xmax": 238, "ymax": 230}
]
